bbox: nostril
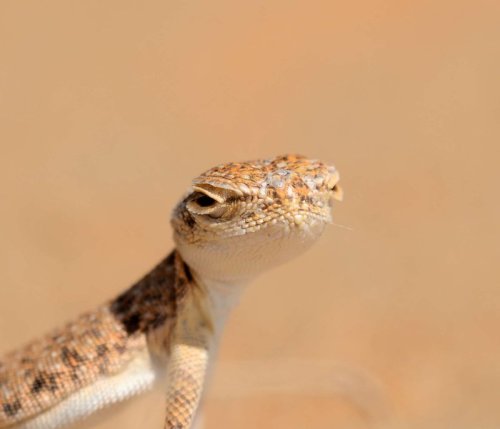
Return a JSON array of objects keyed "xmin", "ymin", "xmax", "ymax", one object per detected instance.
[
  {"xmin": 326, "ymin": 168, "xmax": 340, "ymax": 190},
  {"xmin": 330, "ymin": 183, "xmax": 343, "ymax": 202}
]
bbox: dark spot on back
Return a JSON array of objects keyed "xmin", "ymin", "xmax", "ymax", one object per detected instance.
[
  {"xmin": 31, "ymin": 376, "xmax": 46, "ymax": 394},
  {"xmin": 30, "ymin": 372, "xmax": 59, "ymax": 394},
  {"xmin": 96, "ymin": 344, "xmax": 108, "ymax": 357},
  {"xmin": 47, "ymin": 374, "xmax": 59, "ymax": 392},
  {"xmin": 3, "ymin": 400, "xmax": 22, "ymax": 417},
  {"xmin": 110, "ymin": 251, "xmax": 187, "ymax": 336},
  {"xmin": 112, "ymin": 292, "xmax": 135, "ymax": 316},
  {"xmin": 61, "ymin": 347, "xmax": 84, "ymax": 368},
  {"xmin": 122, "ymin": 313, "xmax": 141, "ymax": 335}
]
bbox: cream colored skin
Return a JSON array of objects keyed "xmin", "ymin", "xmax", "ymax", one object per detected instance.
[{"xmin": 2, "ymin": 155, "xmax": 342, "ymax": 429}]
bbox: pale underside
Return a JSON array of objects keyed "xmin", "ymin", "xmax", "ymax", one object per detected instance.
[{"xmin": 15, "ymin": 349, "xmax": 157, "ymax": 429}]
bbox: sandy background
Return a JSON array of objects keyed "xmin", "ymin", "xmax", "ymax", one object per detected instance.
[{"xmin": 1, "ymin": 1, "xmax": 499, "ymax": 428}]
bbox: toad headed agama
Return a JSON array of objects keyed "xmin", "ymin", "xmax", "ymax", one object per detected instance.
[{"xmin": 0, "ymin": 154, "xmax": 343, "ymax": 429}]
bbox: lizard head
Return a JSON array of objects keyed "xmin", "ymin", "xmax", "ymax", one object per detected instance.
[{"xmin": 171, "ymin": 154, "xmax": 342, "ymax": 283}]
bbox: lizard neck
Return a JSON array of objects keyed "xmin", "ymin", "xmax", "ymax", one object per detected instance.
[{"xmin": 191, "ymin": 270, "xmax": 249, "ymax": 337}]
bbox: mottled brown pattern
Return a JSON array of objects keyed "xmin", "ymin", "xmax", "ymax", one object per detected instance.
[
  {"xmin": 194, "ymin": 154, "xmax": 341, "ymax": 201},
  {"xmin": 0, "ymin": 251, "xmax": 190, "ymax": 427},
  {"xmin": 0, "ymin": 306, "xmax": 144, "ymax": 427},
  {"xmin": 172, "ymin": 154, "xmax": 342, "ymax": 245},
  {"xmin": 110, "ymin": 251, "xmax": 190, "ymax": 337}
]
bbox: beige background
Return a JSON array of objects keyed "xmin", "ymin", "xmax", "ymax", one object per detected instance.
[{"xmin": 1, "ymin": 1, "xmax": 499, "ymax": 428}]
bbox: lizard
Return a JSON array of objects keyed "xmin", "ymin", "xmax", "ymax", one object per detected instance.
[{"xmin": 0, "ymin": 154, "xmax": 343, "ymax": 429}]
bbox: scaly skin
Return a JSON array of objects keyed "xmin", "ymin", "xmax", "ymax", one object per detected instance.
[{"xmin": 0, "ymin": 154, "xmax": 342, "ymax": 429}]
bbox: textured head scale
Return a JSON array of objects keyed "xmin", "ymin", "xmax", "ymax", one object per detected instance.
[{"xmin": 172, "ymin": 154, "xmax": 342, "ymax": 282}]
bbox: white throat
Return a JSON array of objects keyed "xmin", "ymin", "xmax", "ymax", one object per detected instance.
[{"xmin": 192, "ymin": 271, "xmax": 249, "ymax": 337}]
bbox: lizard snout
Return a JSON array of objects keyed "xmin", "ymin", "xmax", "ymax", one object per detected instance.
[{"xmin": 326, "ymin": 167, "xmax": 343, "ymax": 202}]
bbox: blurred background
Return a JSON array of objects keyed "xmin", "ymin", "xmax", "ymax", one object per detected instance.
[{"xmin": 1, "ymin": 1, "xmax": 499, "ymax": 428}]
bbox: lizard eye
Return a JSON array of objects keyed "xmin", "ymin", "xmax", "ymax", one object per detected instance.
[
  {"xmin": 194, "ymin": 194, "xmax": 217, "ymax": 208},
  {"xmin": 185, "ymin": 184, "xmax": 241, "ymax": 220},
  {"xmin": 186, "ymin": 192, "xmax": 228, "ymax": 218}
]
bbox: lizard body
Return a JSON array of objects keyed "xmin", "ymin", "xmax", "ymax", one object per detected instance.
[{"xmin": 0, "ymin": 154, "xmax": 342, "ymax": 429}]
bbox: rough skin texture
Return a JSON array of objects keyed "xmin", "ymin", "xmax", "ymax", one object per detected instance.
[
  {"xmin": 173, "ymin": 154, "xmax": 341, "ymax": 242},
  {"xmin": 0, "ymin": 306, "xmax": 146, "ymax": 427},
  {"xmin": 0, "ymin": 251, "xmax": 190, "ymax": 427},
  {"xmin": 0, "ymin": 154, "xmax": 342, "ymax": 429}
]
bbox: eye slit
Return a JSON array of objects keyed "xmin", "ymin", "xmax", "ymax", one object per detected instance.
[{"xmin": 195, "ymin": 194, "xmax": 217, "ymax": 207}]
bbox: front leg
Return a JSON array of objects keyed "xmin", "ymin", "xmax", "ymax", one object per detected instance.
[
  {"xmin": 162, "ymin": 277, "xmax": 213, "ymax": 429},
  {"xmin": 164, "ymin": 341, "xmax": 209, "ymax": 429}
]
